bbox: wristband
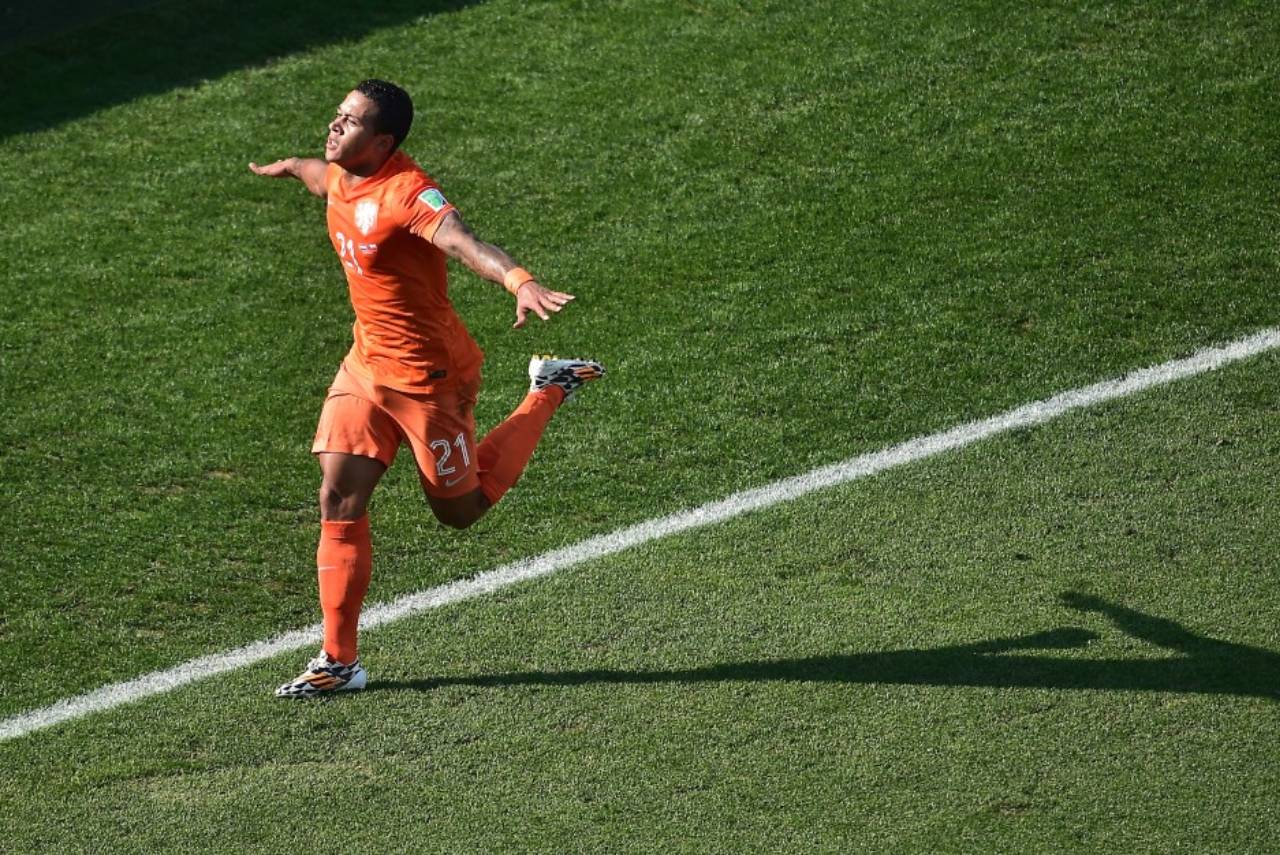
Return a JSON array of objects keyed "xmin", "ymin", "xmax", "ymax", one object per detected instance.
[{"xmin": 503, "ymin": 267, "xmax": 536, "ymax": 295}]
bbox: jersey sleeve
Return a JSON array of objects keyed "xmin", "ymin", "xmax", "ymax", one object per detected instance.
[{"xmin": 399, "ymin": 178, "xmax": 458, "ymax": 243}]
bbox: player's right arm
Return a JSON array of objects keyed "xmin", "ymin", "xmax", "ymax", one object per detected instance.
[{"xmin": 248, "ymin": 157, "xmax": 328, "ymax": 199}]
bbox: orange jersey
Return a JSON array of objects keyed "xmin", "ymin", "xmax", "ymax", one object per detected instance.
[{"xmin": 324, "ymin": 151, "xmax": 483, "ymax": 392}]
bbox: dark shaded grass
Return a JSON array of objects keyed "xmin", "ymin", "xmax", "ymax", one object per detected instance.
[{"xmin": 0, "ymin": 0, "xmax": 482, "ymax": 139}]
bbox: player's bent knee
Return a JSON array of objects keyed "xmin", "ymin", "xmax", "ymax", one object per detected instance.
[
  {"xmin": 430, "ymin": 503, "xmax": 479, "ymax": 530},
  {"xmin": 426, "ymin": 490, "xmax": 486, "ymax": 530}
]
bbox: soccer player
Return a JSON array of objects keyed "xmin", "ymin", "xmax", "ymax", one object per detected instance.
[{"xmin": 249, "ymin": 79, "xmax": 603, "ymax": 697}]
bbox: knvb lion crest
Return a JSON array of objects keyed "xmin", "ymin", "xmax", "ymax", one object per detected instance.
[{"xmin": 354, "ymin": 200, "xmax": 379, "ymax": 236}]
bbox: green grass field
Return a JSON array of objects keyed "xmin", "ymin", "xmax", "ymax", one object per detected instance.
[{"xmin": 1, "ymin": 0, "xmax": 1278, "ymax": 850}]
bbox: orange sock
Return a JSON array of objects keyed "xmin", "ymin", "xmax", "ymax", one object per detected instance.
[
  {"xmin": 317, "ymin": 515, "xmax": 372, "ymax": 665},
  {"xmin": 476, "ymin": 387, "xmax": 562, "ymax": 505}
]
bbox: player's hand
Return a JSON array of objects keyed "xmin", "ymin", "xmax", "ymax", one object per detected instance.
[
  {"xmin": 248, "ymin": 158, "xmax": 294, "ymax": 178},
  {"xmin": 513, "ymin": 281, "xmax": 574, "ymax": 329}
]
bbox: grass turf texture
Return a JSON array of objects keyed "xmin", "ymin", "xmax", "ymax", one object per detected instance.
[
  {"xmin": 2, "ymin": 353, "xmax": 1278, "ymax": 851},
  {"xmin": 0, "ymin": 0, "xmax": 1277, "ymax": 848}
]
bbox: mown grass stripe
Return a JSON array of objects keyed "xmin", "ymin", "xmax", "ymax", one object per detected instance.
[{"xmin": 3, "ymin": 327, "xmax": 1277, "ymax": 743}]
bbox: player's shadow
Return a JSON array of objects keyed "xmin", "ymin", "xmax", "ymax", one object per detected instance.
[
  {"xmin": 0, "ymin": 0, "xmax": 483, "ymax": 141},
  {"xmin": 373, "ymin": 593, "xmax": 1280, "ymax": 700}
]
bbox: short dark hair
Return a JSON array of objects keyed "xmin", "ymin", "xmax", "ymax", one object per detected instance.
[{"xmin": 356, "ymin": 79, "xmax": 414, "ymax": 150}]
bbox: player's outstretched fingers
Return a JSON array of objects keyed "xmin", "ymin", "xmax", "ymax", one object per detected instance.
[{"xmin": 544, "ymin": 290, "xmax": 574, "ymax": 310}]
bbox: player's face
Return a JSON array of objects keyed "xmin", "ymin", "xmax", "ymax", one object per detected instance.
[{"xmin": 325, "ymin": 91, "xmax": 392, "ymax": 168}]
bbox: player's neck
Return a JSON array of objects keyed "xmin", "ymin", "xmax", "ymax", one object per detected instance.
[{"xmin": 340, "ymin": 152, "xmax": 395, "ymax": 187}]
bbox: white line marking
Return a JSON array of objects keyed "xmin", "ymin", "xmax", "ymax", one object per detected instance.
[{"xmin": 3, "ymin": 328, "xmax": 1279, "ymax": 742}]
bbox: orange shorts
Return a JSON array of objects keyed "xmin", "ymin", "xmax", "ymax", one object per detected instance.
[{"xmin": 312, "ymin": 361, "xmax": 481, "ymax": 498}]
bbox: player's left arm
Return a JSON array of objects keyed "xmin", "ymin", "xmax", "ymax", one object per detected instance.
[{"xmin": 430, "ymin": 211, "xmax": 574, "ymax": 329}]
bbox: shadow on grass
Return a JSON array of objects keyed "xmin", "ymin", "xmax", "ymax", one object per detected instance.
[
  {"xmin": 372, "ymin": 593, "xmax": 1280, "ymax": 700},
  {"xmin": 0, "ymin": 0, "xmax": 482, "ymax": 142}
]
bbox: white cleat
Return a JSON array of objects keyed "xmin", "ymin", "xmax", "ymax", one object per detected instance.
[
  {"xmin": 275, "ymin": 650, "xmax": 367, "ymax": 698},
  {"xmin": 528, "ymin": 355, "xmax": 605, "ymax": 403}
]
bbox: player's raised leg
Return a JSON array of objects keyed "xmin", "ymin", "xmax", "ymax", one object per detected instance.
[
  {"xmin": 425, "ymin": 356, "xmax": 604, "ymax": 530},
  {"xmin": 475, "ymin": 356, "xmax": 605, "ymax": 505}
]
